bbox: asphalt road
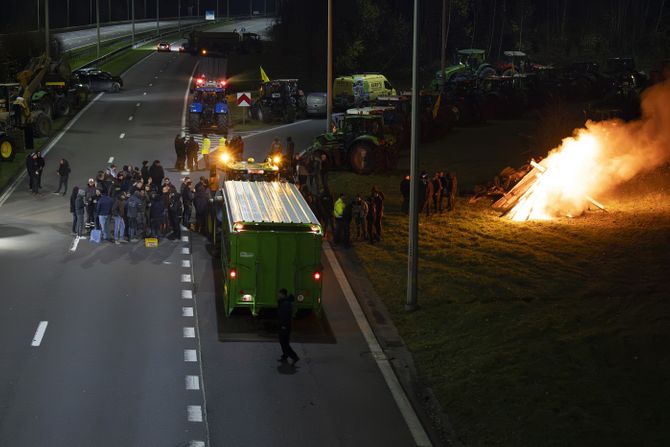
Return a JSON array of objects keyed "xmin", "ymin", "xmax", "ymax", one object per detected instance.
[
  {"xmin": 56, "ymin": 17, "xmax": 275, "ymax": 52},
  {"xmin": 0, "ymin": 47, "xmax": 423, "ymax": 446}
]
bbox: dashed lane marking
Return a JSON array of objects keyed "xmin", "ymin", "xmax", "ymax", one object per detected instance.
[
  {"xmin": 31, "ymin": 321, "xmax": 48, "ymax": 347},
  {"xmin": 128, "ymin": 116, "xmax": 133, "ymax": 121},
  {"xmin": 182, "ymin": 259, "xmax": 191, "ymax": 268},
  {"xmin": 108, "ymin": 156, "xmax": 114, "ymax": 163},
  {"xmin": 119, "ymin": 133, "xmax": 125, "ymax": 139},
  {"xmin": 182, "ymin": 307, "xmax": 194, "ymax": 317},
  {"xmin": 190, "ymin": 442, "xmax": 205, "ymax": 447},
  {"xmin": 183, "ymin": 327, "xmax": 195, "ymax": 338},
  {"xmin": 181, "ymin": 290, "xmax": 193, "ymax": 299},
  {"xmin": 143, "ymin": 92, "xmax": 147, "ymax": 95},
  {"xmin": 181, "ymin": 236, "xmax": 189, "ymax": 242},
  {"xmin": 136, "ymin": 102, "xmax": 141, "ymax": 107},
  {"xmin": 187, "ymin": 405, "xmax": 203, "ymax": 422},
  {"xmin": 181, "ymin": 273, "xmax": 192, "ymax": 282},
  {"xmin": 186, "ymin": 375, "xmax": 200, "ymax": 390},
  {"xmin": 181, "ymin": 247, "xmax": 190, "ymax": 255},
  {"xmin": 184, "ymin": 349, "xmax": 197, "ymax": 362}
]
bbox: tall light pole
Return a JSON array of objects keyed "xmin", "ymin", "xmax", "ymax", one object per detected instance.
[
  {"xmin": 66, "ymin": 0, "xmax": 70, "ymax": 27},
  {"xmin": 249, "ymin": 0, "xmax": 252, "ymax": 16},
  {"xmin": 178, "ymin": 0, "xmax": 181, "ymax": 32},
  {"xmin": 44, "ymin": 0, "xmax": 50, "ymax": 58},
  {"xmin": 108, "ymin": 0, "xmax": 111, "ymax": 22},
  {"xmin": 96, "ymin": 0, "xmax": 100, "ymax": 58},
  {"xmin": 440, "ymin": 0, "xmax": 447, "ymax": 74},
  {"xmin": 131, "ymin": 0, "xmax": 135, "ymax": 45},
  {"xmin": 326, "ymin": 0, "xmax": 333, "ymax": 132},
  {"xmin": 406, "ymin": 0, "xmax": 420, "ymax": 312},
  {"xmin": 156, "ymin": 0, "xmax": 160, "ymax": 35},
  {"xmin": 227, "ymin": 0, "xmax": 229, "ymax": 18},
  {"xmin": 37, "ymin": 0, "xmax": 40, "ymax": 32}
]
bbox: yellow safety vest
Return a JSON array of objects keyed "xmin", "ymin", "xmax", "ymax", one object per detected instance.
[
  {"xmin": 219, "ymin": 137, "xmax": 226, "ymax": 149},
  {"xmin": 333, "ymin": 198, "xmax": 345, "ymax": 218},
  {"xmin": 202, "ymin": 138, "xmax": 211, "ymax": 154}
]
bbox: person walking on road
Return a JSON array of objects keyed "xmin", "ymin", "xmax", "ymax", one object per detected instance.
[
  {"xmin": 371, "ymin": 187, "xmax": 384, "ymax": 241},
  {"xmin": 84, "ymin": 178, "xmax": 97, "ymax": 229},
  {"xmin": 54, "ymin": 159, "xmax": 71, "ymax": 196},
  {"xmin": 70, "ymin": 186, "xmax": 80, "ymax": 235},
  {"xmin": 167, "ymin": 190, "xmax": 183, "ymax": 240},
  {"xmin": 333, "ymin": 193, "xmax": 345, "ymax": 245},
  {"xmin": 141, "ymin": 160, "xmax": 150, "ymax": 183},
  {"xmin": 149, "ymin": 192, "xmax": 165, "ymax": 238},
  {"xmin": 285, "ymin": 136, "xmax": 295, "ymax": 164},
  {"xmin": 194, "ymin": 177, "xmax": 210, "ymax": 236},
  {"xmin": 400, "ymin": 174, "xmax": 410, "ymax": 215},
  {"xmin": 201, "ymin": 134, "xmax": 211, "ymax": 170},
  {"xmin": 277, "ymin": 288, "xmax": 299, "ymax": 364}
]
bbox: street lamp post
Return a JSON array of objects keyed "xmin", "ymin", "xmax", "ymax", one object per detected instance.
[
  {"xmin": 66, "ymin": 0, "xmax": 70, "ymax": 27},
  {"xmin": 96, "ymin": 0, "xmax": 100, "ymax": 57},
  {"xmin": 326, "ymin": 0, "xmax": 333, "ymax": 132},
  {"xmin": 156, "ymin": 0, "xmax": 160, "ymax": 36},
  {"xmin": 406, "ymin": 0, "xmax": 420, "ymax": 312},
  {"xmin": 44, "ymin": 0, "xmax": 50, "ymax": 58},
  {"xmin": 227, "ymin": 0, "xmax": 229, "ymax": 19},
  {"xmin": 131, "ymin": 0, "xmax": 135, "ymax": 45},
  {"xmin": 178, "ymin": 0, "xmax": 181, "ymax": 32},
  {"xmin": 37, "ymin": 0, "xmax": 40, "ymax": 32}
]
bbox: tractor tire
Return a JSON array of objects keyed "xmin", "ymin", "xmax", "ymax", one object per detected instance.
[
  {"xmin": 478, "ymin": 66, "xmax": 497, "ymax": 79},
  {"xmin": 284, "ymin": 105, "xmax": 296, "ymax": 123},
  {"xmin": 54, "ymin": 97, "xmax": 71, "ymax": 117},
  {"xmin": 33, "ymin": 112, "xmax": 52, "ymax": 137},
  {"xmin": 36, "ymin": 98, "xmax": 53, "ymax": 118},
  {"xmin": 0, "ymin": 134, "xmax": 16, "ymax": 162},
  {"xmin": 110, "ymin": 82, "xmax": 121, "ymax": 93},
  {"xmin": 349, "ymin": 143, "xmax": 376, "ymax": 175},
  {"xmin": 188, "ymin": 113, "xmax": 200, "ymax": 133}
]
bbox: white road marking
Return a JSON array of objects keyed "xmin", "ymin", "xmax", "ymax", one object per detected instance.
[
  {"xmin": 184, "ymin": 349, "xmax": 197, "ymax": 362},
  {"xmin": 185, "ymin": 375, "xmax": 200, "ymax": 390},
  {"xmin": 128, "ymin": 116, "xmax": 133, "ymax": 121},
  {"xmin": 182, "ymin": 307, "xmax": 194, "ymax": 317},
  {"xmin": 107, "ymin": 156, "xmax": 114, "ymax": 163},
  {"xmin": 240, "ymin": 119, "xmax": 313, "ymax": 141},
  {"xmin": 181, "ymin": 289, "xmax": 193, "ymax": 299},
  {"xmin": 180, "ymin": 171, "xmax": 190, "ymax": 175},
  {"xmin": 181, "ymin": 247, "xmax": 190, "ymax": 255},
  {"xmin": 181, "ymin": 236, "xmax": 189, "ymax": 242},
  {"xmin": 31, "ymin": 321, "xmax": 48, "ymax": 346},
  {"xmin": 0, "ymin": 92, "xmax": 103, "ymax": 209},
  {"xmin": 143, "ymin": 92, "xmax": 147, "ymax": 95},
  {"xmin": 183, "ymin": 327, "xmax": 196, "ymax": 338},
  {"xmin": 136, "ymin": 102, "xmax": 141, "ymax": 107},
  {"xmin": 323, "ymin": 243, "xmax": 433, "ymax": 447},
  {"xmin": 190, "ymin": 442, "xmax": 205, "ymax": 447},
  {"xmin": 154, "ymin": 75, "xmax": 158, "ymax": 79},
  {"xmin": 69, "ymin": 236, "xmax": 80, "ymax": 252},
  {"xmin": 119, "ymin": 133, "xmax": 125, "ymax": 139},
  {"xmin": 149, "ymin": 83, "xmax": 153, "ymax": 86},
  {"xmin": 187, "ymin": 405, "xmax": 203, "ymax": 422},
  {"xmin": 181, "ymin": 273, "xmax": 192, "ymax": 282},
  {"xmin": 182, "ymin": 259, "xmax": 191, "ymax": 268}
]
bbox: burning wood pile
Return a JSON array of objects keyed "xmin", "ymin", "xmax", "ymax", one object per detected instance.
[{"xmin": 491, "ymin": 80, "xmax": 670, "ymax": 222}]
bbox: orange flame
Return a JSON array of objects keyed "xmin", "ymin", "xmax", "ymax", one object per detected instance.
[{"xmin": 508, "ymin": 81, "xmax": 670, "ymax": 221}]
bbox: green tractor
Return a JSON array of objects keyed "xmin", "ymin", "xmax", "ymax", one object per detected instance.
[
  {"xmin": 432, "ymin": 49, "xmax": 497, "ymax": 89},
  {"xmin": 304, "ymin": 107, "xmax": 399, "ymax": 175},
  {"xmin": 0, "ymin": 83, "xmax": 26, "ymax": 162}
]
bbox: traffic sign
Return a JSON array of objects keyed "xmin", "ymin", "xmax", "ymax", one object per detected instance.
[{"xmin": 236, "ymin": 92, "xmax": 252, "ymax": 107}]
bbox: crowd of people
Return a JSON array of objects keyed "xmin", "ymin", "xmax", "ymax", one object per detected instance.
[
  {"xmin": 400, "ymin": 171, "xmax": 458, "ymax": 217},
  {"xmin": 68, "ymin": 160, "xmax": 215, "ymax": 244}
]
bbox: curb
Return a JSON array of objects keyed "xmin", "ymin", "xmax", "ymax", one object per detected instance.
[{"xmin": 331, "ymin": 245, "xmax": 461, "ymax": 447}]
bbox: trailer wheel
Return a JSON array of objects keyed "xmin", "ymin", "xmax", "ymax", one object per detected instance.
[
  {"xmin": 0, "ymin": 134, "xmax": 16, "ymax": 162},
  {"xmin": 33, "ymin": 112, "xmax": 52, "ymax": 137},
  {"xmin": 349, "ymin": 142, "xmax": 375, "ymax": 175}
]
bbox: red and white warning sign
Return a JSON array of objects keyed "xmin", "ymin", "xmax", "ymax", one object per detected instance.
[{"xmin": 236, "ymin": 92, "xmax": 252, "ymax": 107}]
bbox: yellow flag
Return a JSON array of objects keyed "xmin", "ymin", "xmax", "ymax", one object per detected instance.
[
  {"xmin": 432, "ymin": 93, "xmax": 441, "ymax": 119},
  {"xmin": 260, "ymin": 66, "xmax": 270, "ymax": 83}
]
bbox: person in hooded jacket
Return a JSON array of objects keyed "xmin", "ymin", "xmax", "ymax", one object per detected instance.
[
  {"xmin": 84, "ymin": 178, "xmax": 98, "ymax": 229},
  {"xmin": 167, "ymin": 190, "xmax": 183, "ymax": 239},
  {"xmin": 54, "ymin": 159, "xmax": 71, "ymax": 196},
  {"xmin": 277, "ymin": 288, "xmax": 299, "ymax": 364},
  {"xmin": 141, "ymin": 160, "xmax": 150, "ymax": 183}
]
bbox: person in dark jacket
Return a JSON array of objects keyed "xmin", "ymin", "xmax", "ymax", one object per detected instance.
[
  {"xmin": 366, "ymin": 194, "xmax": 377, "ymax": 244},
  {"xmin": 70, "ymin": 186, "xmax": 80, "ymax": 235},
  {"xmin": 447, "ymin": 172, "xmax": 458, "ymax": 211},
  {"xmin": 35, "ymin": 151, "xmax": 45, "ymax": 189},
  {"xmin": 319, "ymin": 153, "xmax": 330, "ymax": 192},
  {"xmin": 141, "ymin": 160, "xmax": 150, "ymax": 183},
  {"xmin": 187, "ymin": 136, "xmax": 199, "ymax": 171},
  {"xmin": 419, "ymin": 172, "xmax": 433, "ymax": 217},
  {"xmin": 127, "ymin": 191, "xmax": 142, "ymax": 241},
  {"xmin": 371, "ymin": 186, "xmax": 384, "ymax": 241},
  {"xmin": 54, "ymin": 159, "xmax": 71, "ymax": 195},
  {"xmin": 193, "ymin": 177, "xmax": 210, "ymax": 236},
  {"xmin": 438, "ymin": 171, "xmax": 448, "ymax": 212},
  {"xmin": 432, "ymin": 173, "xmax": 443, "ymax": 214},
  {"xmin": 149, "ymin": 192, "xmax": 165, "ymax": 237},
  {"xmin": 167, "ymin": 191, "xmax": 183, "ymax": 239},
  {"xmin": 400, "ymin": 175, "xmax": 410, "ymax": 214},
  {"xmin": 25, "ymin": 152, "xmax": 35, "ymax": 191},
  {"xmin": 112, "ymin": 192, "xmax": 127, "ymax": 244},
  {"xmin": 277, "ymin": 288, "xmax": 299, "ymax": 364},
  {"xmin": 26, "ymin": 153, "xmax": 40, "ymax": 194},
  {"xmin": 74, "ymin": 189, "xmax": 86, "ymax": 237},
  {"xmin": 96, "ymin": 192, "xmax": 113, "ymax": 241},
  {"xmin": 319, "ymin": 188, "xmax": 334, "ymax": 238},
  {"xmin": 148, "ymin": 160, "xmax": 164, "ymax": 186},
  {"xmin": 181, "ymin": 177, "xmax": 194, "ymax": 229},
  {"xmin": 174, "ymin": 133, "xmax": 185, "ymax": 170}
]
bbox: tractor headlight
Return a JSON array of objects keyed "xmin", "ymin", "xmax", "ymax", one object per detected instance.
[
  {"xmin": 220, "ymin": 152, "xmax": 230, "ymax": 163},
  {"xmin": 272, "ymin": 155, "xmax": 281, "ymax": 165}
]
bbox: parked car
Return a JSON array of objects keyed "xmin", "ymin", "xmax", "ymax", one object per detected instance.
[
  {"xmin": 305, "ymin": 92, "xmax": 327, "ymax": 117},
  {"xmin": 73, "ymin": 68, "xmax": 123, "ymax": 93},
  {"xmin": 157, "ymin": 42, "xmax": 171, "ymax": 52}
]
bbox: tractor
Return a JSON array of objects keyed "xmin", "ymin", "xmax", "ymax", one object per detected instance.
[
  {"xmin": 251, "ymin": 79, "xmax": 306, "ymax": 123},
  {"xmin": 188, "ymin": 81, "xmax": 231, "ymax": 135},
  {"xmin": 432, "ymin": 49, "xmax": 497, "ymax": 89},
  {"xmin": 303, "ymin": 108, "xmax": 398, "ymax": 175}
]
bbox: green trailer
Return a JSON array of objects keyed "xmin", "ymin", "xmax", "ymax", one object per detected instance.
[{"xmin": 217, "ymin": 181, "xmax": 323, "ymax": 316}]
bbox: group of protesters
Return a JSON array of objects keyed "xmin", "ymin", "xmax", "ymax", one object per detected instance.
[
  {"xmin": 68, "ymin": 161, "xmax": 215, "ymax": 244},
  {"xmin": 25, "ymin": 151, "xmax": 71, "ymax": 196},
  {"xmin": 400, "ymin": 171, "xmax": 458, "ymax": 217},
  {"xmin": 173, "ymin": 133, "xmax": 245, "ymax": 172}
]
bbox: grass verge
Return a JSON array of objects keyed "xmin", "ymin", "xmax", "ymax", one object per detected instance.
[{"xmin": 328, "ymin": 116, "xmax": 670, "ymax": 446}]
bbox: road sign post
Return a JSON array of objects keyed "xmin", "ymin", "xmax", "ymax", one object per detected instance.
[{"xmin": 237, "ymin": 92, "xmax": 251, "ymax": 126}]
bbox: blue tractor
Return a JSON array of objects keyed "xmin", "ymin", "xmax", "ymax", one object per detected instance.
[{"xmin": 188, "ymin": 81, "xmax": 231, "ymax": 135}]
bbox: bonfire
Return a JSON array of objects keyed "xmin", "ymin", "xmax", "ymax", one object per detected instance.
[{"xmin": 494, "ymin": 81, "xmax": 670, "ymax": 221}]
